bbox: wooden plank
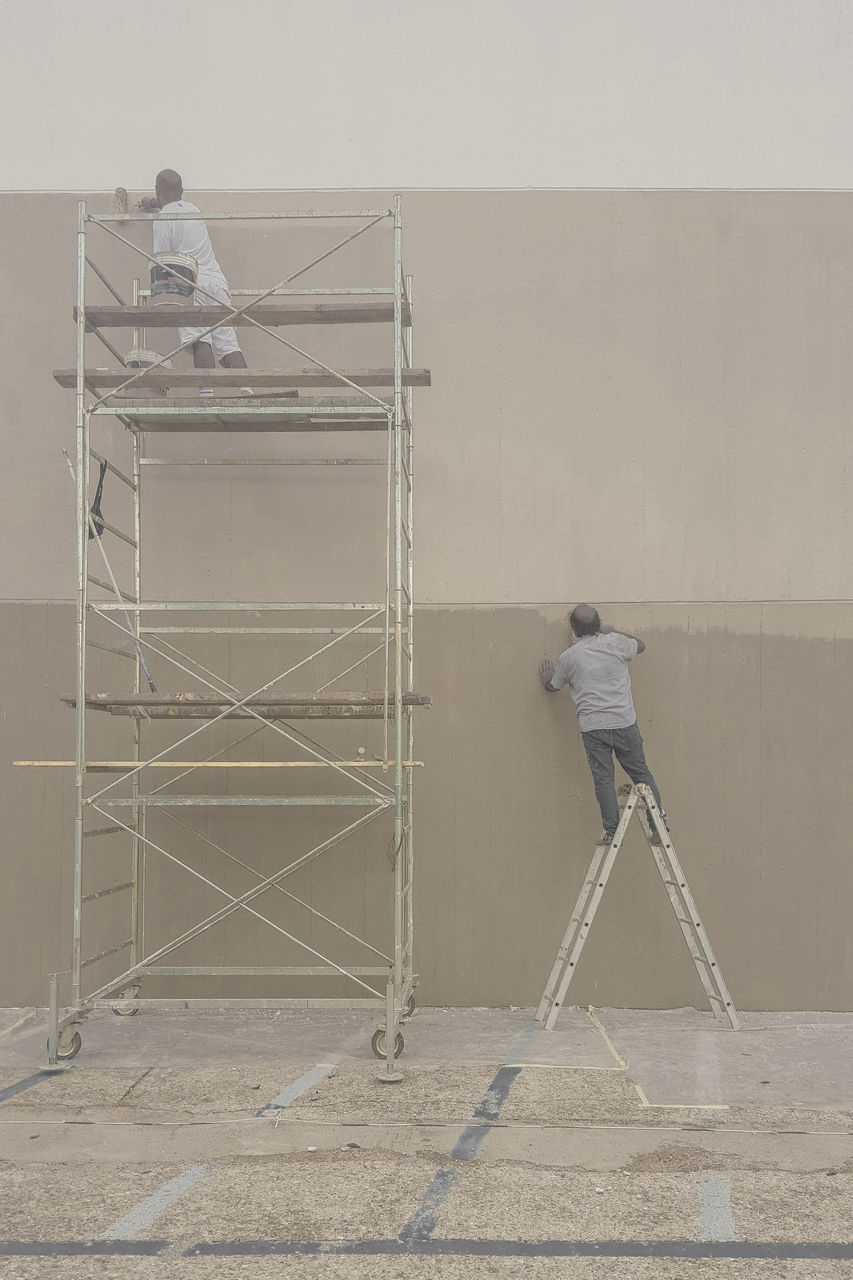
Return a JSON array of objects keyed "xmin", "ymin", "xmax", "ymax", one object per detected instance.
[
  {"xmin": 52, "ymin": 368, "xmax": 431, "ymax": 389},
  {"xmin": 76, "ymin": 300, "xmax": 412, "ymax": 328}
]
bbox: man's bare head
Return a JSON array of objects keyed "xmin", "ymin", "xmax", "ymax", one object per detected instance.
[
  {"xmin": 569, "ymin": 603, "xmax": 601, "ymax": 638},
  {"xmin": 154, "ymin": 169, "xmax": 183, "ymax": 206}
]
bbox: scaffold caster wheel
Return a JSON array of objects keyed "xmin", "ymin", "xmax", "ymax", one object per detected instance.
[
  {"xmin": 55, "ymin": 1029, "xmax": 82, "ymax": 1061},
  {"xmin": 371, "ymin": 1028, "xmax": 404, "ymax": 1060},
  {"xmin": 111, "ymin": 988, "xmax": 140, "ymax": 1016},
  {"xmin": 403, "ymin": 995, "xmax": 416, "ymax": 1018}
]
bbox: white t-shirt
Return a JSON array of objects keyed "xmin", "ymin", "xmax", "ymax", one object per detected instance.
[{"xmin": 153, "ymin": 201, "xmax": 226, "ymax": 282}]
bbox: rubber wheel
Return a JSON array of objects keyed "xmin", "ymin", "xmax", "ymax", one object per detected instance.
[
  {"xmin": 111, "ymin": 1002, "xmax": 139, "ymax": 1017},
  {"xmin": 403, "ymin": 995, "xmax": 416, "ymax": 1018},
  {"xmin": 371, "ymin": 1028, "xmax": 404, "ymax": 1060},
  {"xmin": 55, "ymin": 1030, "xmax": 82, "ymax": 1061}
]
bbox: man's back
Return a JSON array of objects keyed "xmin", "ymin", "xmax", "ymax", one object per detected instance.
[
  {"xmin": 551, "ymin": 632, "xmax": 638, "ymax": 732},
  {"xmin": 153, "ymin": 200, "xmax": 223, "ymax": 279}
]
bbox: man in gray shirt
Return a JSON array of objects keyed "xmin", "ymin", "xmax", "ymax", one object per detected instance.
[{"xmin": 539, "ymin": 603, "xmax": 666, "ymax": 843}]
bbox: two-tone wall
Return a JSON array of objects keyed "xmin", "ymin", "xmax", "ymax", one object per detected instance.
[{"xmin": 1, "ymin": 190, "xmax": 851, "ymax": 1009}]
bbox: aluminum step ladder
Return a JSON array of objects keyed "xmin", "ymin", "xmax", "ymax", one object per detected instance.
[{"xmin": 536, "ymin": 783, "xmax": 740, "ymax": 1031}]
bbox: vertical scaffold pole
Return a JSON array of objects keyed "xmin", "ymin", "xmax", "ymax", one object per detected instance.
[
  {"xmin": 72, "ymin": 202, "xmax": 88, "ymax": 1007},
  {"xmin": 130, "ymin": 280, "xmax": 143, "ymax": 978},
  {"xmin": 384, "ymin": 194, "xmax": 405, "ymax": 1081},
  {"xmin": 403, "ymin": 272, "xmax": 415, "ymax": 1002}
]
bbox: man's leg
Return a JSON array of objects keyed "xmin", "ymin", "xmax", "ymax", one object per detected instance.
[
  {"xmin": 189, "ymin": 338, "xmax": 215, "ymax": 395},
  {"xmin": 221, "ymin": 350, "xmax": 248, "ymax": 370},
  {"xmin": 215, "ymin": 333, "xmax": 251, "ymax": 393},
  {"xmin": 611, "ymin": 723, "xmax": 666, "ymax": 819},
  {"xmin": 207, "ymin": 277, "xmax": 250, "ymax": 387},
  {"xmin": 192, "ymin": 339, "xmax": 215, "ymax": 369},
  {"xmin": 581, "ymin": 730, "xmax": 620, "ymax": 837}
]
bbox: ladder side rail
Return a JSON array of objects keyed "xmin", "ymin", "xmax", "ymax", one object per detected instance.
[
  {"xmin": 638, "ymin": 786, "xmax": 741, "ymax": 1030},
  {"xmin": 535, "ymin": 840, "xmax": 609, "ymax": 1023},
  {"xmin": 542, "ymin": 790, "xmax": 639, "ymax": 1031},
  {"xmin": 645, "ymin": 838, "xmax": 728, "ymax": 1020}
]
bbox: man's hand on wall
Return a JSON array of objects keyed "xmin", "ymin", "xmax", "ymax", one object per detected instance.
[{"xmin": 539, "ymin": 658, "xmax": 556, "ymax": 691}]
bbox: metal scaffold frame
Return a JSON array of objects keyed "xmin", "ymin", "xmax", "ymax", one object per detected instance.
[{"xmin": 42, "ymin": 198, "xmax": 427, "ymax": 1079}]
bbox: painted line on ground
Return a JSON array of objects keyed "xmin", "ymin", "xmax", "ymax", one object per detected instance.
[
  {"xmin": 0, "ymin": 1009, "xmax": 36, "ymax": 1039},
  {"xmin": 100, "ymin": 1165, "xmax": 214, "ymax": 1241},
  {"xmin": 0, "ymin": 1072, "xmax": 51, "ymax": 1105},
  {"xmin": 0, "ymin": 1242, "xmax": 169, "ymax": 1257},
  {"xmin": 398, "ymin": 1168, "xmax": 460, "ymax": 1241},
  {"xmin": 398, "ymin": 1025, "xmax": 536, "ymax": 1244},
  {"xmin": 256, "ymin": 1063, "xmax": 336, "ymax": 1116},
  {"xmin": 695, "ymin": 1041, "xmax": 736, "ymax": 1243},
  {"xmin": 700, "ymin": 1171, "xmax": 736, "ymax": 1242},
  {"xmin": 450, "ymin": 1065, "xmax": 522, "ymax": 1160},
  {"xmin": 184, "ymin": 1239, "xmax": 853, "ymax": 1259},
  {"xmin": 2, "ymin": 1240, "xmax": 853, "ymax": 1260},
  {"xmin": 586, "ymin": 1007, "xmax": 628, "ymax": 1068}
]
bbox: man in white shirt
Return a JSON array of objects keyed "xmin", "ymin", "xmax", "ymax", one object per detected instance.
[
  {"xmin": 147, "ymin": 169, "xmax": 250, "ymax": 393},
  {"xmin": 539, "ymin": 603, "xmax": 667, "ymax": 842}
]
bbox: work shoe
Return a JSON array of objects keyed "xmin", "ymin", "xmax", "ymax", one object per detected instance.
[
  {"xmin": 644, "ymin": 809, "xmax": 669, "ymax": 841},
  {"xmin": 239, "ymin": 386, "xmax": 254, "ymax": 396}
]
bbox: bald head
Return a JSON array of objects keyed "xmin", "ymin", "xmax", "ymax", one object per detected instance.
[
  {"xmin": 155, "ymin": 169, "xmax": 183, "ymax": 205},
  {"xmin": 569, "ymin": 603, "xmax": 600, "ymax": 638}
]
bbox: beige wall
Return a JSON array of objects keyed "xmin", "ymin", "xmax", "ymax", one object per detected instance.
[{"xmin": 1, "ymin": 190, "xmax": 851, "ymax": 1010}]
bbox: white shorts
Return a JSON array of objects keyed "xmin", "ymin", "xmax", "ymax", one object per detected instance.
[{"xmin": 179, "ymin": 273, "xmax": 242, "ymax": 359}]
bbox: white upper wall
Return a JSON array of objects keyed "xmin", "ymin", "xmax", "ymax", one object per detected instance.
[{"xmin": 3, "ymin": 0, "xmax": 853, "ymax": 191}]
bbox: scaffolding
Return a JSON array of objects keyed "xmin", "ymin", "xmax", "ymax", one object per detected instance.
[{"xmin": 44, "ymin": 198, "xmax": 429, "ymax": 1079}]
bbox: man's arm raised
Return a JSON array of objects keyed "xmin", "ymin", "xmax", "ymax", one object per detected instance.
[{"xmin": 599, "ymin": 624, "xmax": 645, "ymax": 655}]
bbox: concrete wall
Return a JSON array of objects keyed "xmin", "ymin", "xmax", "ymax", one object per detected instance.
[{"xmin": 2, "ymin": 190, "xmax": 851, "ymax": 1010}]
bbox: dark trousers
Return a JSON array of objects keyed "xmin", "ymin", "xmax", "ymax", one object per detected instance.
[{"xmin": 581, "ymin": 721, "xmax": 664, "ymax": 836}]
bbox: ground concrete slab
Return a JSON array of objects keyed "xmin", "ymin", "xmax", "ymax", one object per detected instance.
[
  {"xmin": 726, "ymin": 1170, "xmax": 853, "ymax": 1242},
  {"xmin": 0, "ymin": 1007, "xmax": 851, "ymax": 1280},
  {"xmin": 285, "ymin": 1064, "xmax": 497, "ymax": 1125},
  {"xmin": 145, "ymin": 1152, "xmax": 441, "ymax": 1243},
  {"xmin": 0, "ymin": 1161, "xmax": 183, "ymax": 1239},
  {"xmin": 0, "ymin": 1006, "xmax": 614, "ymax": 1071},
  {"xmin": 436, "ymin": 1165, "xmax": 704, "ymax": 1240},
  {"xmin": 597, "ymin": 1009, "xmax": 853, "ymax": 1110}
]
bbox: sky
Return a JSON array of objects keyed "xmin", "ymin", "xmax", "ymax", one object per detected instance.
[{"xmin": 2, "ymin": 0, "xmax": 853, "ymax": 191}]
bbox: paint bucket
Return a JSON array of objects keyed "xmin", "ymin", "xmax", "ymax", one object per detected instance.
[
  {"xmin": 149, "ymin": 252, "xmax": 197, "ymax": 307},
  {"xmin": 118, "ymin": 348, "xmax": 172, "ymax": 397}
]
